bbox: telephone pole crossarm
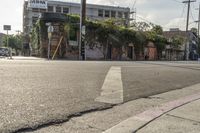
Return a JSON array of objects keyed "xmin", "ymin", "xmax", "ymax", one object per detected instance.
[{"xmin": 182, "ymin": 0, "xmax": 196, "ymax": 3}]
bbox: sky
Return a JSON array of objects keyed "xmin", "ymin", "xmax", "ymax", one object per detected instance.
[{"xmin": 0, "ymin": 0, "xmax": 199, "ymax": 34}]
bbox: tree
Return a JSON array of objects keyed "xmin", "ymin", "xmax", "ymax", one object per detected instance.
[
  {"xmin": 151, "ymin": 25, "xmax": 163, "ymax": 35},
  {"xmin": 3, "ymin": 34, "xmax": 23, "ymax": 55},
  {"xmin": 146, "ymin": 25, "xmax": 166, "ymax": 59},
  {"xmin": 171, "ymin": 36, "xmax": 184, "ymax": 49},
  {"xmin": 131, "ymin": 22, "xmax": 152, "ymax": 31}
]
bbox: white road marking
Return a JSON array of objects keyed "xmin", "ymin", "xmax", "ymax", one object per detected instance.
[{"xmin": 95, "ymin": 66, "xmax": 124, "ymax": 104}]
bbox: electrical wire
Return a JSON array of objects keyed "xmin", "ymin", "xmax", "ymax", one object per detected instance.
[
  {"xmin": 171, "ymin": 0, "xmax": 182, "ymax": 3},
  {"xmin": 132, "ymin": 0, "xmax": 137, "ymax": 9},
  {"xmin": 136, "ymin": 15, "xmax": 168, "ymax": 29},
  {"xmin": 190, "ymin": 6, "xmax": 196, "ymax": 22}
]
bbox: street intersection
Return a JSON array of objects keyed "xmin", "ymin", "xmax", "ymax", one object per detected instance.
[{"xmin": 0, "ymin": 58, "xmax": 200, "ymax": 132}]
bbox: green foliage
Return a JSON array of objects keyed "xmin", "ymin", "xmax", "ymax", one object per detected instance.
[
  {"xmin": 131, "ymin": 22, "xmax": 152, "ymax": 31},
  {"xmin": 3, "ymin": 34, "xmax": 23, "ymax": 52},
  {"xmin": 30, "ymin": 14, "xmax": 175, "ymax": 59},
  {"xmin": 145, "ymin": 24, "xmax": 166, "ymax": 55},
  {"xmin": 30, "ymin": 23, "xmax": 40, "ymax": 50},
  {"xmin": 151, "ymin": 25, "xmax": 163, "ymax": 35},
  {"xmin": 170, "ymin": 36, "xmax": 184, "ymax": 49}
]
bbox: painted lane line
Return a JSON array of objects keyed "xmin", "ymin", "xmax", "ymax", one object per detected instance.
[{"xmin": 95, "ymin": 66, "xmax": 123, "ymax": 104}]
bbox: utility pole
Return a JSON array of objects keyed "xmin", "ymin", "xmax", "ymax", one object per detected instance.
[
  {"xmin": 182, "ymin": 0, "xmax": 196, "ymax": 60},
  {"xmin": 79, "ymin": 0, "xmax": 86, "ymax": 60},
  {"xmin": 197, "ymin": 4, "xmax": 200, "ymax": 60},
  {"xmin": 197, "ymin": 4, "xmax": 200, "ymax": 37}
]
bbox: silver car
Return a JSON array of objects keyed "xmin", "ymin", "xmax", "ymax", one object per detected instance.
[{"xmin": 0, "ymin": 47, "xmax": 9, "ymax": 57}]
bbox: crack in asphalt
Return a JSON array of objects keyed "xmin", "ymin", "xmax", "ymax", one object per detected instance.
[{"xmin": 13, "ymin": 104, "xmax": 113, "ymax": 133}]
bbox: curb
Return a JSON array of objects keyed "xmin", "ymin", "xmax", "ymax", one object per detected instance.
[{"xmin": 103, "ymin": 84, "xmax": 200, "ymax": 133}]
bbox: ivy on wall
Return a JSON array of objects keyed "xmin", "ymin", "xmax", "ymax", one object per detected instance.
[{"xmin": 30, "ymin": 14, "xmax": 184, "ymax": 58}]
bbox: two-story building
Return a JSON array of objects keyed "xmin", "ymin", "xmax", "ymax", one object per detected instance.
[
  {"xmin": 23, "ymin": 0, "xmax": 130, "ymax": 35},
  {"xmin": 163, "ymin": 28, "xmax": 199, "ymax": 60}
]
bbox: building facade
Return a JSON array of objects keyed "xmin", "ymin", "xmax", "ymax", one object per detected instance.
[
  {"xmin": 163, "ymin": 28, "xmax": 199, "ymax": 60},
  {"xmin": 23, "ymin": 0, "xmax": 130, "ymax": 35}
]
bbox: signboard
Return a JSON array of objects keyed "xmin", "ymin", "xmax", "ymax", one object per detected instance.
[
  {"xmin": 81, "ymin": 26, "xmax": 86, "ymax": 35},
  {"xmin": 69, "ymin": 41, "xmax": 78, "ymax": 46},
  {"xmin": 3, "ymin": 25, "xmax": 11, "ymax": 31},
  {"xmin": 48, "ymin": 26, "xmax": 54, "ymax": 33},
  {"xmin": 28, "ymin": 0, "xmax": 48, "ymax": 9}
]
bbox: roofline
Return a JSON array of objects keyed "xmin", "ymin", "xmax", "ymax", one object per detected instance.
[
  {"xmin": 48, "ymin": 0, "xmax": 130, "ymax": 9},
  {"xmin": 24, "ymin": 0, "xmax": 130, "ymax": 10}
]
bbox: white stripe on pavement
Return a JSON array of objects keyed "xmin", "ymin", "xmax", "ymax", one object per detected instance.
[{"xmin": 95, "ymin": 66, "xmax": 124, "ymax": 104}]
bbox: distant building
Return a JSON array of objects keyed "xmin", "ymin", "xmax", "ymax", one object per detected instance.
[
  {"xmin": 163, "ymin": 28, "xmax": 199, "ymax": 60},
  {"xmin": 23, "ymin": 0, "xmax": 130, "ymax": 35},
  {"xmin": 0, "ymin": 33, "xmax": 6, "ymax": 47}
]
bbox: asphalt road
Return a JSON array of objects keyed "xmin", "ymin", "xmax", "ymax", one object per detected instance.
[{"xmin": 0, "ymin": 59, "xmax": 200, "ymax": 133}]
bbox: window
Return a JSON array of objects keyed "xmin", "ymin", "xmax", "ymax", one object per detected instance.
[
  {"xmin": 111, "ymin": 11, "xmax": 116, "ymax": 18},
  {"xmin": 40, "ymin": 9, "xmax": 46, "ymax": 12},
  {"xmin": 32, "ymin": 8, "xmax": 39, "ymax": 12},
  {"xmin": 48, "ymin": 6, "xmax": 54, "ymax": 12},
  {"xmin": 56, "ymin": 6, "xmax": 62, "ymax": 13},
  {"xmin": 105, "ymin": 10, "xmax": 110, "ymax": 18},
  {"xmin": 124, "ymin": 12, "xmax": 128, "ymax": 19},
  {"xmin": 63, "ymin": 7, "xmax": 69, "ymax": 14},
  {"xmin": 118, "ymin": 12, "xmax": 123, "ymax": 18},
  {"xmin": 98, "ymin": 9, "xmax": 103, "ymax": 17}
]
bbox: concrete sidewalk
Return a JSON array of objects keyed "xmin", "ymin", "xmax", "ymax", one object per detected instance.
[
  {"xmin": 104, "ymin": 97, "xmax": 200, "ymax": 133},
  {"xmin": 138, "ymin": 100, "xmax": 200, "ymax": 133},
  {"xmin": 104, "ymin": 83, "xmax": 200, "ymax": 133}
]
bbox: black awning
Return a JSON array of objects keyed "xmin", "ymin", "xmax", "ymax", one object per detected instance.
[{"xmin": 39, "ymin": 12, "xmax": 68, "ymax": 22}]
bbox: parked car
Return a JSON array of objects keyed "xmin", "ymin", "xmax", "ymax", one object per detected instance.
[{"xmin": 0, "ymin": 47, "xmax": 9, "ymax": 57}]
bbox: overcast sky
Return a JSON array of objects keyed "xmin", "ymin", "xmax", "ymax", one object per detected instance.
[{"xmin": 0, "ymin": 0, "xmax": 199, "ymax": 34}]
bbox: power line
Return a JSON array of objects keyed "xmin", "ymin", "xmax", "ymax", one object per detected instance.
[
  {"xmin": 174, "ymin": 4, "xmax": 187, "ymax": 29},
  {"xmin": 181, "ymin": 4, "xmax": 187, "ymax": 18},
  {"xmin": 136, "ymin": 15, "xmax": 168, "ymax": 29},
  {"xmin": 171, "ymin": 0, "xmax": 182, "ymax": 3},
  {"xmin": 190, "ymin": 7, "xmax": 196, "ymax": 22},
  {"xmin": 182, "ymin": 0, "xmax": 196, "ymax": 31}
]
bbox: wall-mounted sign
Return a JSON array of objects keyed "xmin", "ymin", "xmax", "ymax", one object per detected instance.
[
  {"xmin": 69, "ymin": 41, "xmax": 78, "ymax": 46},
  {"xmin": 3, "ymin": 25, "xmax": 11, "ymax": 31},
  {"xmin": 28, "ymin": 0, "xmax": 48, "ymax": 9},
  {"xmin": 81, "ymin": 26, "xmax": 86, "ymax": 35}
]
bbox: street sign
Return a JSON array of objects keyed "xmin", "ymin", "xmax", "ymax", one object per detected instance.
[
  {"xmin": 81, "ymin": 25, "xmax": 86, "ymax": 35},
  {"xmin": 48, "ymin": 25, "xmax": 54, "ymax": 33},
  {"xmin": 48, "ymin": 33, "xmax": 52, "ymax": 39},
  {"xmin": 3, "ymin": 25, "xmax": 11, "ymax": 31},
  {"xmin": 28, "ymin": 0, "xmax": 48, "ymax": 9}
]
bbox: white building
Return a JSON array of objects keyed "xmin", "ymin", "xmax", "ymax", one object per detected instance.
[{"xmin": 23, "ymin": 0, "xmax": 130, "ymax": 35}]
